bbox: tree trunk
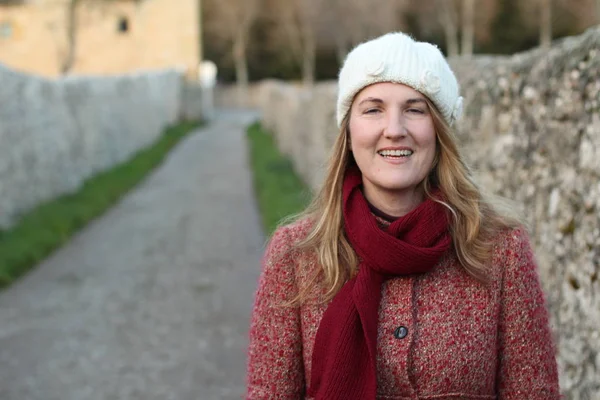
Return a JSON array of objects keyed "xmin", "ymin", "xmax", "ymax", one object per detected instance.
[
  {"xmin": 461, "ymin": 0, "xmax": 475, "ymax": 58},
  {"xmin": 540, "ymin": 0, "xmax": 552, "ymax": 50},
  {"xmin": 443, "ymin": 20, "xmax": 459, "ymax": 57},
  {"xmin": 334, "ymin": 32, "xmax": 349, "ymax": 65},
  {"xmin": 438, "ymin": 0, "xmax": 459, "ymax": 57},
  {"xmin": 331, "ymin": 0, "xmax": 349, "ymax": 64},
  {"xmin": 233, "ymin": 28, "xmax": 249, "ymax": 104},
  {"xmin": 302, "ymin": 41, "xmax": 315, "ymax": 86},
  {"xmin": 596, "ymin": 0, "xmax": 600, "ymax": 23},
  {"xmin": 301, "ymin": 27, "xmax": 316, "ymax": 86},
  {"xmin": 61, "ymin": 0, "xmax": 78, "ymax": 74}
]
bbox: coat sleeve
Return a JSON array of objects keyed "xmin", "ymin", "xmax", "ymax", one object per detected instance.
[
  {"xmin": 246, "ymin": 225, "xmax": 305, "ymax": 399},
  {"xmin": 496, "ymin": 227, "xmax": 560, "ymax": 399}
]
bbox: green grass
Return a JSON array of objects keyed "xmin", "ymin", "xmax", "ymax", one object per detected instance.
[
  {"xmin": 0, "ymin": 120, "xmax": 201, "ymax": 288},
  {"xmin": 247, "ymin": 122, "xmax": 312, "ymax": 234}
]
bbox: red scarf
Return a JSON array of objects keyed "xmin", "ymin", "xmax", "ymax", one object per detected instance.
[{"xmin": 308, "ymin": 167, "xmax": 452, "ymax": 399}]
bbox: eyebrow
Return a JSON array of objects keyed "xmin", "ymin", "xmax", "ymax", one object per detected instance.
[{"xmin": 358, "ymin": 97, "xmax": 427, "ymax": 106}]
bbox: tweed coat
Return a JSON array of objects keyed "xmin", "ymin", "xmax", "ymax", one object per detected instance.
[{"xmin": 246, "ymin": 217, "xmax": 560, "ymax": 399}]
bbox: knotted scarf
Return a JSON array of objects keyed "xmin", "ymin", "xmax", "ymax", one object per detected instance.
[{"xmin": 307, "ymin": 167, "xmax": 452, "ymax": 399}]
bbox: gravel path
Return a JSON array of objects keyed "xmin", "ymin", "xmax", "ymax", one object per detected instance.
[{"xmin": 0, "ymin": 110, "xmax": 265, "ymax": 400}]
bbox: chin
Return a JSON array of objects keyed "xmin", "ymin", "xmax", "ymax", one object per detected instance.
[{"xmin": 376, "ymin": 180, "xmax": 416, "ymax": 193}]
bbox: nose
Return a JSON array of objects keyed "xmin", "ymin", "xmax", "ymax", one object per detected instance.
[{"xmin": 383, "ymin": 111, "xmax": 408, "ymax": 139}]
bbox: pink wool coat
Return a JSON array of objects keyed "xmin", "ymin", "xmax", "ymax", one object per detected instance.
[{"xmin": 246, "ymin": 218, "xmax": 560, "ymax": 399}]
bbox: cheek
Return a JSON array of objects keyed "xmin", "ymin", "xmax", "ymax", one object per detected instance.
[
  {"xmin": 425, "ymin": 137, "xmax": 437, "ymax": 157},
  {"xmin": 349, "ymin": 120, "xmax": 377, "ymax": 150},
  {"xmin": 418, "ymin": 125, "xmax": 437, "ymax": 156},
  {"xmin": 348, "ymin": 123, "xmax": 361, "ymax": 152}
]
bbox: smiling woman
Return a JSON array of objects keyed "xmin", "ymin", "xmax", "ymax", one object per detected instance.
[
  {"xmin": 246, "ymin": 32, "xmax": 560, "ymax": 400},
  {"xmin": 349, "ymin": 83, "xmax": 437, "ymax": 217}
]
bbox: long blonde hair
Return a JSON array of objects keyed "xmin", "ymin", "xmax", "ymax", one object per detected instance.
[{"xmin": 290, "ymin": 98, "xmax": 520, "ymax": 304}]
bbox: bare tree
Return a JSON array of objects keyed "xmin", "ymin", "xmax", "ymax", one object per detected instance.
[
  {"xmin": 204, "ymin": 0, "xmax": 259, "ymax": 95},
  {"xmin": 461, "ymin": 0, "xmax": 475, "ymax": 57},
  {"xmin": 326, "ymin": 0, "xmax": 354, "ymax": 64},
  {"xmin": 539, "ymin": 0, "xmax": 552, "ymax": 49},
  {"xmin": 434, "ymin": 0, "xmax": 477, "ymax": 57},
  {"xmin": 271, "ymin": 0, "xmax": 323, "ymax": 86},
  {"xmin": 436, "ymin": 0, "xmax": 460, "ymax": 57},
  {"xmin": 323, "ymin": 0, "xmax": 401, "ymax": 64}
]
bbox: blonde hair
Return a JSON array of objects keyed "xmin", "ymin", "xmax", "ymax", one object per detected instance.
[{"xmin": 290, "ymin": 98, "xmax": 521, "ymax": 304}]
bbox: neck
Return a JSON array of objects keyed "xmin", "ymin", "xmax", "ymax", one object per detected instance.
[{"xmin": 362, "ymin": 185, "xmax": 424, "ymax": 218}]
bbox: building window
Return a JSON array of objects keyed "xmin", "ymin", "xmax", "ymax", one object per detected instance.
[
  {"xmin": 0, "ymin": 22, "xmax": 12, "ymax": 39},
  {"xmin": 117, "ymin": 17, "xmax": 129, "ymax": 33}
]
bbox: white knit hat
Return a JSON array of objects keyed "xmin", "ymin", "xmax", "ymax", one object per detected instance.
[{"xmin": 336, "ymin": 32, "xmax": 464, "ymax": 127}]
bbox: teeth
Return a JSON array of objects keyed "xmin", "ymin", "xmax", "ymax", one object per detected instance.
[{"xmin": 379, "ymin": 149, "xmax": 413, "ymax": 157}]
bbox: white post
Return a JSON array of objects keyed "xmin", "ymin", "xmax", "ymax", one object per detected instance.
[{"xmin": 198, "ymin": 60, "xmax": 217, "ymax": 121}]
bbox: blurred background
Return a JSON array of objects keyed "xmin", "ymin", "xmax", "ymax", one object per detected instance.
[
  {"xmin": 203, "ymin": 0, "xmax": 599, "ymax": 84},
  {"xmin": 0, "ymin": 0, "xmax": 598, "ymax": 80},
  {"xmin": 0, "ymin": 1, "xmax": 599, "ymax": 399}
]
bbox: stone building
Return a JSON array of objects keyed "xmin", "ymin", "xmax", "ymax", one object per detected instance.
[{"xmin": 0, "ymin": 0, "xmax": 201, "ymax": 77}]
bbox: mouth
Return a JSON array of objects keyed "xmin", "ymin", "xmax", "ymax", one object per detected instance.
[{"xmin": 377, "ymin": 149, "xmax": 414, "ymax": 159}]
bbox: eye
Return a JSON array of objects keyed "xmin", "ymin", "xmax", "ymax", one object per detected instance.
[
  {"xmin": 407, "ymin": 108, "xmax": 424, "ymax": 114},
  {"xmin": 364, "ymin": 108, "xmax": 381, "ymax": 114}
]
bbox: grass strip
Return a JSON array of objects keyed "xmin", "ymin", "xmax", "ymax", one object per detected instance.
[
  {"xmin": 247, "ymin": 122, "xmax": 312, "ymax": 235},
  {"xmin": 0, "ymin": 120, "xmax": 201, "ymax": 288}
]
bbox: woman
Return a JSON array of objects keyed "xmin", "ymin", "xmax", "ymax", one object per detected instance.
[{"xmin": 246, "ymin": 32, "xmax": 559, "ymax": 399}]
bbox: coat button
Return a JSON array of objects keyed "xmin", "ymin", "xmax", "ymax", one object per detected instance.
[{"xmin": 394, "ymin": 326, "xmax": 408, "ymax": 339}]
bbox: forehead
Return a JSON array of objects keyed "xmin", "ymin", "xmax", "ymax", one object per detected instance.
[{"xmin": 354, "ymin": 82, "xmax": 425, "ymax": 103}]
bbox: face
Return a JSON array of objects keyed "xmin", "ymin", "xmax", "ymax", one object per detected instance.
[{"xmin": 348, "ymin": 82, "xmax": 437, "ymax": 204}]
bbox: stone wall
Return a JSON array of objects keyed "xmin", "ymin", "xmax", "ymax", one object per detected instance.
[
  {"xmin": 180, "ymin": 82, "xmax": 206, "ymax": 122},
  {"xmin": 217, "ymin": 26, "xmax": 600, "ymax": 399},
  {"xmin": 450, "ymin": 27, "xmax": 600, "ymax": 399},
  {"xmin": 0, "ymin": 64, "xmax": 202, "ymax": 229}
]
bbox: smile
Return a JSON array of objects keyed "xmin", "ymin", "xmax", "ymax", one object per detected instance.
[{"xmin": 377, "ymin": 149, "xmax": 413, "ymax": 158}]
